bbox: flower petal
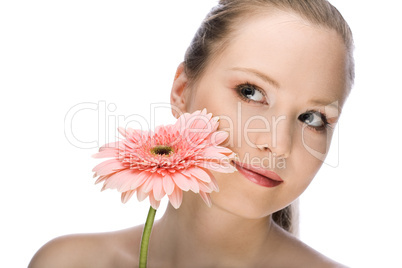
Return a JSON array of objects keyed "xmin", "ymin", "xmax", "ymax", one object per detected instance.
[
  {"xmin": 188, "ymin": 167, "xmax": 212, "ymax": 183},
  {"xmin": 210, "ymin": 131, "xmax": 229, "ymax": 146},
  {"xmin": 102, "ymin": 169, "xmax": 137, "ymax": 191},
  {"xmin": 168, "ymin": 186, "xmax": 183, "ymax": 209},
  {"xmin": 199, "ymin": 161, "xmax": 236, "ymax": 173},
  {"xmin": 171, "ymin": 172, "xmax": 191, "ymax": 191},
  {"xmin": 92, "ymin": 159, "xmax": 126, "ymax": 176},
  {"xmin": 199, "ymin": 191, "xmax": 212, "ymax": 207},
  {"xmin": 92, "ymin": 149, "xmax": 118, "ymax": 159},
  {"xmin": 99, "ymin": 141, "xmax": 120, "ymax": 150},
  {"xmin": 202, "ymin": 146, "xmax": 232, "ymax": 160},
  {"xmin": 140, "ymin": 174, "xmax": 156, "ymax": 193},
  {"xmin": 153, "ymin": 177, "xmax": 165, "ymax": 201},
  {"xmin": 149, "ymin": 192, "xmax": 161, "ymax": 210},
  {"xmin": 127, "ymin": 171, "xmax": 151, "ymax": 191},
  {"xmin": 95, "ymin": 173, "xmax": 114, "ymax": 184},
  {"xmin": 121, "ymin": 190, "xmax": 136, "ymax": 203},
  {"xmin": 188, "ymin": 175, "xmax": 200, "ymax": 193},
  {"xmin": 117, "ymin": 171, "xmax": 145, "ymax": 192},
  {"xmin": 163, "ymin": 174, "xmax": 175, "ymax": 195},
  {"xmin": 117, "ymin": 127, "xmax": 128, "ymax": 137},
  {"xmin": 207, "ymin": 170, "xmax": 220, "ymax": 192},
  {"xmin": 137, "ymin": 189, "xmax": 149, "ymax": 202},
  {"xmin": 197, "ymin": 180, "xmax": 214, "ymax": 193},
  {"xmin": 199, "ymin": 168, "xmax": 219, "ymax": 192}
]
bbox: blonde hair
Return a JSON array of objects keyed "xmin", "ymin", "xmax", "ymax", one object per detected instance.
[{"xmin": 183, "ymin": 0, "xmax": 354, "ymax": 234}]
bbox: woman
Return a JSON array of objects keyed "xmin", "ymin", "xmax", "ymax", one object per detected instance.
[{"xmin": 29, "ymin": 0, "xmax": 354, "ymax": 267}]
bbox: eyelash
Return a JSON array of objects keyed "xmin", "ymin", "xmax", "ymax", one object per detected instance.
[
  {"xmin": 234, "ymin": 82, "xmax": 268, "ymax": 105},
  {"xmin": 234, "ymin": 82, "xmax": 333, "ymax": 133},
  {"xmin": 300, "ymin": 109, "xmax": 332, "ymax": 133}
]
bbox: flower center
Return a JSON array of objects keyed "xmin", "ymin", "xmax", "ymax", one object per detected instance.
[{"xmin": 150, "ymin": 145, "xmax": 173, "ymax": 156}]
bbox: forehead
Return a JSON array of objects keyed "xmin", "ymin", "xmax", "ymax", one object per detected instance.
[{"xmin": 206, "ymin": 11, "xmax": 350, "ymax": 106}]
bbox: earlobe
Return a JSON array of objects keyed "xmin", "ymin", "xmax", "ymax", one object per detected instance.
[{"xmin": 170, "ymin": 62, "xmax": 189, "ymax": 118}]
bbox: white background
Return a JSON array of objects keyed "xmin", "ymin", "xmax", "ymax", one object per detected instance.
[{"xmin": 1, "ymin": 1, "xmax": 401, "ymax": 267}]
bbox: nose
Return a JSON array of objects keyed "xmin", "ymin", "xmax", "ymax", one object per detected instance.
[{"xmin": 254, "ymin": 114, "xmax": 293, "ymax": 159}]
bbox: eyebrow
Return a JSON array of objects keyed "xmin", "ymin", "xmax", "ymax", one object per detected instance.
[
  {"xmin": 307, "ymin": 99, "xmax": 342, "ymax": 117},
  {"xmin": 229, "ymin": 67, "xmax": 280, "ymax": 89},
  {"xmin": 309, "ymin": 99, "xmax": 338, "ymax": 107}
]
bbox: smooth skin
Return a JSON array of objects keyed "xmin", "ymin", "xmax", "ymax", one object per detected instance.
[{"xmin": 29, "ymin": 10, "xmax": 350, "ymax": 268}]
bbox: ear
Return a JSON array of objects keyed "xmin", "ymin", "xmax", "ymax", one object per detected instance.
[{"xmin": 170, "ymin": 62, "xmax": 190, "ymax": 118}]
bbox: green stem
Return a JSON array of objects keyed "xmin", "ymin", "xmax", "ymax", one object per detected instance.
[{"xmin": 139, "ymin": 206, "xmax": 157, "ymax": 268}]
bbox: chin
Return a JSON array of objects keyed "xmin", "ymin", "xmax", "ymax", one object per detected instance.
[{"xmin": 210, "ymin": 191, "xmax": 284, "ymax": 220}]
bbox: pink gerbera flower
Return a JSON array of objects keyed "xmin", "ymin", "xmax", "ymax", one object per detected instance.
[{"xmin": 92, "ymin": 109, "xmax": 235, "ymax": 210}]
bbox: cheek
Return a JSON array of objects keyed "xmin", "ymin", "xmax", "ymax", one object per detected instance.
[
  {"xmin": 186, "ymin": 86, "xmax": 241, "ymax": 147},
  {"xmin": 294, "ymin": 128, "xmax": 329, "ymax": 173},
  {"xmin": 187, "ymin": 88, "xmax": 236, "ymax": 117},
  {"xmin": 299, "ymin": 129, "xmax": 334, "ymax": 157},
  {"xmin": 274, "ymin": 131, "xmax": 329, "ymax": 202},
  {"xmin": 286, "ymin": 136, "xmax": 327, "ymax": 196}
]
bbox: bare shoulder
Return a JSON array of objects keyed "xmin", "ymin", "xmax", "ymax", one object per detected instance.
[
  {"xmin": 265, "ymin": 223, "xmax": 348, "ymax": 268},
  {"xmin": 28, "ymin": 225, "xmax": 144, "ymax": 268}
]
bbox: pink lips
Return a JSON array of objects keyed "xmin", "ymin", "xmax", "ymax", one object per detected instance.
[{"xmin": 233, "ymin": 161, "xmax": 283, "ymax": 188}]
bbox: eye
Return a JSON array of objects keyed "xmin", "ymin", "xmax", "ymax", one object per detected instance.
[
  {"xmin": 298, "ymin": 110, "xmax": 330, "ymax": 132},
  {"xmin": 235, "ymin": 83, "xmax": 267, "ymax": 104}
]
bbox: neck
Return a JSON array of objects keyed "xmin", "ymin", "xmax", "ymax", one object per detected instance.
[{"xmin": 148, "ymin": 192, "xmax": 275, "ymax": 267}]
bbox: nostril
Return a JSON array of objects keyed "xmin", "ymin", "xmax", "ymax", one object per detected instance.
[{"xmin": 256, "ymin": 144, "xmax": 272, "ymax": 152}]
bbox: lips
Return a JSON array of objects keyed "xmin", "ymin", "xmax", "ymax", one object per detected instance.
[{"xmin": 232, "ymin": 161, "xmax": 283, "ymax": 188}]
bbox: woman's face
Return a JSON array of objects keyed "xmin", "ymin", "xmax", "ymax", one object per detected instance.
[{"xmin": 173, "ymin": 11, "xmax": 350, "ymax": 219}]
